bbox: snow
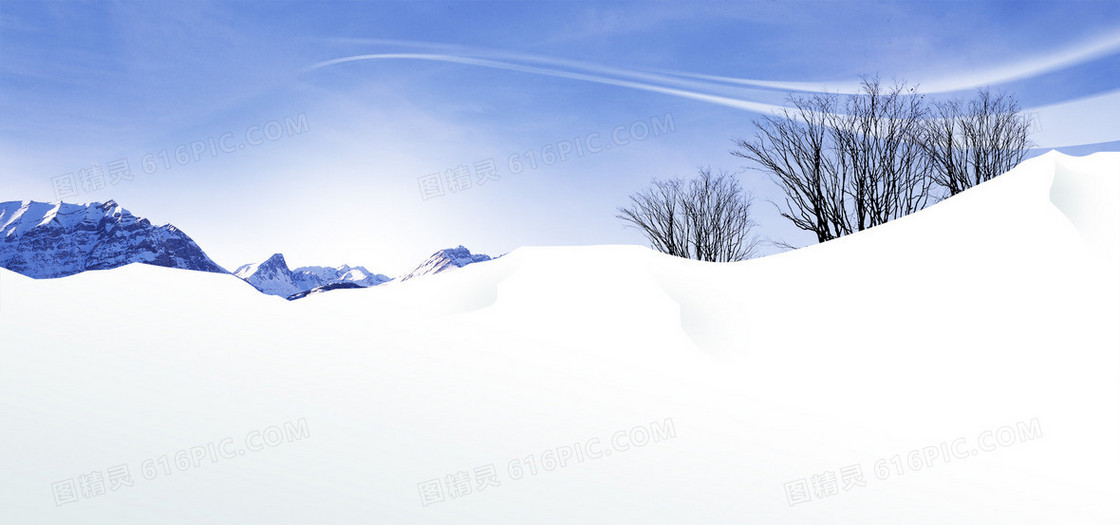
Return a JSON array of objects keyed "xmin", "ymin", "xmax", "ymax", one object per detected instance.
[
  {"xmin": 1, "ymin": 200, "xmax": 127, "ymax": 237},
  {"xmin": 0, "ymin": 151, "xmax": 1117, "ymax": 523}
]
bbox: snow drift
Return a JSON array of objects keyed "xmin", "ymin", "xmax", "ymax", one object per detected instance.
[{"xmin": 0, "ymin": 151, "xmax": 1116, "ymax": 524}]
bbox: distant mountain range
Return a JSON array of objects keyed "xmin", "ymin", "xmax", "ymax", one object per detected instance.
[
  {"xmin": 0, "ymin": 199, "xmax": 494, "ymax": 300},
  {"xmin": 233, "ymin": 253, "xmax": 391, "ymax": 299}
]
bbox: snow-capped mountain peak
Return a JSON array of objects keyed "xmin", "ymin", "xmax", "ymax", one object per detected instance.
[
  {"xmin": 234, "ymin": 253, "xmax": 290, "ymax": 280},
  {"xmin": 0, "ymin": 199, "xmax": 226, "ymax": 278},
  {"xmin": 401, "ymin": 245, "xmax": 493, "ymax": 281}
]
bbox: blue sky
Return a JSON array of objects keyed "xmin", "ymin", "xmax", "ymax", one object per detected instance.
[{"xmin": 2, "ymin": 1, "xmax": 1118, "ymax": 274}]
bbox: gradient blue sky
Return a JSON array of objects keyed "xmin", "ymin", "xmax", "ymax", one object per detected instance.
[{"xmin": 2, "ymin": 1, "xmax": 1118, "ymax": 274}]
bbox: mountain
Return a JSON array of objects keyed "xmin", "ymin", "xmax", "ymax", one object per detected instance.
[
  {"xmin": 0, "ymin": 199, "xmax": 226, "ymax": 279},
  {"xmin": 3, "ymin": 152, "xmax": 1116, "ymax": 524},
  {"xmin": 291, "ymin": 264, "xmax": 388, "ymax": 290},
  {"xmin": 400, "ymin": 245, "xmax": 493, "ymax": 281},
  {"xmin": 238, "ymin": 245, "xmax": 492, "ymax": 297},
  {"xmin": 0, "ymin": 198, "xmax": 480, "ymax": 297},
  {"xmin": 233, "ymin": 253, "xmax": 390, "ymax": 299}
]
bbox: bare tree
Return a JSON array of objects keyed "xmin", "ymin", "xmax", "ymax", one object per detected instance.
[
  {"xmin": 732, "ymin": 93, "xmax": 844, "ymax": 243},
  {"xmin": 961, "ymin": 88, "xmax": 1033, "ymax": 190},
  {"xmin": 616, "ymin": 178, "xmax": 690, "ymax": 258},
  {"xmin": 831, "ymin": 77, "xmax": 933, "ymax": 233},
  {"xmin": 618, "ymin": 168, "xmax": 760, "ymax": 262},
  {"xmin": 682, "ymin": 168, "xmax": 762, "ymax": 262},
  {"xmin": 734, "ymin": 77, "xmax": 933, "ymax": 244},
  {"xmin": 922, "ymin": 88, "xmax": 1033, "ymax": 196},
  {"xmin": 922, "ymin": 98, "xmax": 969, "ymax": 196}
]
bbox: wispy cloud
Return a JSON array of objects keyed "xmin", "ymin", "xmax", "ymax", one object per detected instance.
[
  {"xmin": 310, "ymin": 30, "xmax": 1120, "ymax": 117},
  {"xmin": 656, "ymin": 26, "xmax": 1120, "ymax": 95},
  {"xmin": 306, "ymin": 52, "xmax": 785, "ymax": 114}
]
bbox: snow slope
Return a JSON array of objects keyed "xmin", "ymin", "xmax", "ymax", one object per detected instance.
[{"xmin": 0, "ymin": 151, "xmax": 1117, "ymax": 524}]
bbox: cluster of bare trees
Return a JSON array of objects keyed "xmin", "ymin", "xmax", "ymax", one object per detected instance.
[
  {"xmin": 617, "ymin": 168, "xmax": 761, "ymax": 262},
  {"xmin": 923, "ymin": 89, "xmax": 1033, "ymax": 196},
  {"xmin": 734, "ymin": 77, "xmax": 1033, "ymax": 243},
  {"xmin": 619, "ymin": 76, "xmax": 1033, "ymax": 259}
]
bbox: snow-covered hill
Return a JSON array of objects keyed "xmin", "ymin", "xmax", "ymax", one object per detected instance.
[
  {"xmin": 0, "ymin": 200, "xmax": 225, "ymax": 278},
  {"xmin": 233, "ymin": 253, "xmax": 390, "ymax": 299},
  {"xmin": 0, "ymin": 152, "xmax": 1117, "ymax": 524},
  {"xmin": 400, "ymin": 245, "xmax": 493, "ymax": 281}
]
